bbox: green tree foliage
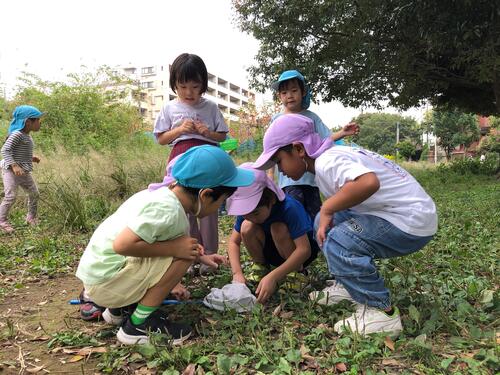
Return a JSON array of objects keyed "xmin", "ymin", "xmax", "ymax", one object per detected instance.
[
  {"xmin": 432, "ymin": 110, "xmax": 480, "ymax": 160},
  {"xmin": 396, "ymin": 140, "xmax": 416, "ymax": 161},
  {"xmin": 9, "ymin": 68, "xmax": 144, "ymax": 153},
  {"xmin": 233, "ymin": 0, "xmax": 500, "ymax": 114},
  {"xmin": 351, "ymin": 113, "xmax": 420, "ymax": 155}
]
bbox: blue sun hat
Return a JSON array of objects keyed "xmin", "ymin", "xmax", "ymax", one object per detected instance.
[
  {"xmin": 8, "ymin": 105, "xmax": 43, "ymax": 134},
  {"xmin": 172, "ymin": 145, "xmax": 255, "ymax": 188},
  {"xmin": 271, "ymin": 70, "xmax": 311, "ymax": 110}
]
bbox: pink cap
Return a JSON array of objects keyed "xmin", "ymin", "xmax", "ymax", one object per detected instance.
[
  {"xmin": 226, "ymin": 163, "xmax": 285, "ymax": 216},
  {"xmin": 253, "ymin": 114, "xmax": 332, "ymax": 170}
]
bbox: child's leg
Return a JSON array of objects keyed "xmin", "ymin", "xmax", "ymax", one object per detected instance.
[
  {"xmin": 269, "ymin": 222, "xmax": 295, "ymax": 260},
  {"xmin": 198, "ymin": 212, "xmax": 218, "ymax": 254},
  {"xmin": 0, "ymin": 169, "xmax": 19, "ymax": 223},
  {"xmin": 18, "ymin": 173, "xmax": 39, "ymax": 221},
  {"xmin": 240, "ymin": 220, "xmax": 266, "ymax": 263},
  {"xmin": 316, "ymin": 211, "xmax": 433, "ymax": 309}
]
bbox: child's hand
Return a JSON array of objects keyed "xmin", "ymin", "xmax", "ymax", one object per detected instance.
[
  {"xmin": 11, "ymin": 164, "xmax": 24, "ymax": 176},
  {"xmin": 178, "ymin": 119, "xmax": 196, "ymax": 134},
  {"xmin": 199, "ymin": 254, "xmax": 228, "ymax": 270},
  {"xmin": 170, "ymin": 235, "xmax": 200, "ymax": 260},
  {"xmin": 32, "ymin": 156, "xmax": 41, "ymax": 163},
  {"xmin": 193, "ymin": 120, "xmax": 210, "ymax": 137},
  {"xmin": 170, "ymin": 283, "xmax": 190, "ymax": 301},
  {"xmin": 256, "ymin": 274, "xmax": 278, "ymax": 303},
  {"xmin": 341, "ymin": 122, "xmax": 360, "ymax": 137},
  {"xmin": 316, "ymin": 210, "xmax": 334, "ymax": 248},
  {"xmin": 232, "ymin": 272, "xmax": 246, "ymax": 284}
]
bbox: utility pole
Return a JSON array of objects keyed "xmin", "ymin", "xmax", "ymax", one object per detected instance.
[{"xmin": 396, "ymin": 121, "xmax": 400, "ymax": 159}]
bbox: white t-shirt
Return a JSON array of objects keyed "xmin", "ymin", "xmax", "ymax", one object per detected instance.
[
  {"xmin": 314, "ymin": 146, "xmax": 437, "ymax": 236},
  {"xmin": 76, "ymin": 188, "xmax": 189, "ymax": 285},
  {"xmin": 153, "ymin": 97, "xmax": 228, "ymax": 146}
]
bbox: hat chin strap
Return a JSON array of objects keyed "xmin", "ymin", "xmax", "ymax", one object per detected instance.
[{"xmin": 194, "ymin": 190, "xmax": 204, "ymax": 217}]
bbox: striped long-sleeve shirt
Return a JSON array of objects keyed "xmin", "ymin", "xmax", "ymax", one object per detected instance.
[{"xmin": 1, "ymin": 131, "xmax": 34, "ymax": 172}]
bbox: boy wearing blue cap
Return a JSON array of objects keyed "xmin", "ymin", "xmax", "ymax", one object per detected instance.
[
  {"xmin": 269, "ymin": 70, "xmax": 359, "ymax": 219},
  {"xmin": 76, "ymin": 145, "xmax": 254, "ymax": 345},
  {"xmin": 0, "ymin": 105, "xmax": 44, "ymax": 233}
]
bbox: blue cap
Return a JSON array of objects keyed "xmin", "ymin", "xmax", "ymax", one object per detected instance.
[
  {"xmin": 8, "ymin": 105, "xmax": 44, "ymax": 134},
  {"xmin": 172, "ymin": 145, "xmax": 255, "ymax": 188},
  {"xmin": 271, "ymin": 70, "xmax": 311, "ymax": 110}
]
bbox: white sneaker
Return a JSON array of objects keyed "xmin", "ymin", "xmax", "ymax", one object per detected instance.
[
  {"xmin": 334, "ymin": 305, "xmax": 403, "ymax": 336},
  {"xmin": 103, "ymin": 308, "xmax": 124, "ymax": 326},
  {"xmin": 309, "ymin": 280, "xmax": 355, "ymax": 305}
]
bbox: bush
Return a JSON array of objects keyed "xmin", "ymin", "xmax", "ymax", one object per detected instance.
[
  {"xmin": 437, "ymin": 154, "xmax": 499, "ymax": 176},
  {"xmin": 7, "ymin": 68, "xmax": 144, "ymax": 154}
]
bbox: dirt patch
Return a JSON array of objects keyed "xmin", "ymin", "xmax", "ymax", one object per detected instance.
[{"xmin": 0, "ymin": 275, "xmax": 109, "ymax": 374}]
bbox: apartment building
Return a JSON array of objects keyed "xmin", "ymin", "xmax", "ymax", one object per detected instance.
[{"xmin": 117, "ymin": 64, "xmax": 256, "ymax": 124}]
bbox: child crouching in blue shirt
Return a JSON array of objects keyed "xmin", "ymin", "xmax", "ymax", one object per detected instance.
[
  {"xmin": 76, "ymin": 146, "xmax": 254, "ymax": 345},
  {"xmin": 226, "ymin": 163, "xmax": 320, "ymax": 303}
]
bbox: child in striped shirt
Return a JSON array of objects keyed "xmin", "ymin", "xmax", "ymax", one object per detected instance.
[{"xmin": 0, "ymin": 105, "xmax": 44, "ymax": 233}]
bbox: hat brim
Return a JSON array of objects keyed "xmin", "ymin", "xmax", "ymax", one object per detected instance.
[
  {"xmin": 252, "ymin": 148, "xmax": 279, "ymax": 170},
  {"xmin": 222, "ymin": 168, "xmax": 255, "ymax": 187},
  {"xmin": 226, "ymin": 188, "xmax": 263, "ymax": 216}
]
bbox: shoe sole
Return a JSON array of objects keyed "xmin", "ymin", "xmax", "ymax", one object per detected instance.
[
  {"xmin": 116, "ymin": 328, "xmax": 192, "ymax": 346},
  {"xmin": 103, "ymin": 309, "xmax": 124, "ymax": 326}
]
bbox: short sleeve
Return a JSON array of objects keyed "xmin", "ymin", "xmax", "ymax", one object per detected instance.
[
  {"xmin": 282, "ymin": 198, "xmax": 312, "ymax": 239},
  {"xmin": 311, "ymin": 114, "xmax": 331, "ymax": 140},
  {"xmin": 321, "ymin": 154, "xmax": 373, "ymax": 190},
  {"xmin": 153, "ymin": 105, "xmax": 172, "ymax": 136},
  {"xmin": 233, "ymin": 216, "xmax": 244, "ymax": 232},
  {"xmin": 127, "ymin": 203, "xmax": 181, "ymax": 244},
  {"xmin": 213, "ymin": 107, "xmax": 229, "ymax": 133}
]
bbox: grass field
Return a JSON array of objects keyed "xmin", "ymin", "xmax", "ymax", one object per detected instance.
[{"xmin": 0, "ymin": 149, "xmax": 498, "ymax": 374}]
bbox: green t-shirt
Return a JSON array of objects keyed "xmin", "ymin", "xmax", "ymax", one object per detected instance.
[{"xmin": 76, "ymin": 188, "xmax": 189, "ymax": 285}]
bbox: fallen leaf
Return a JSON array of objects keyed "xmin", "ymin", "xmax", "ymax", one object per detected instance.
[
  {"xmin": 37, "ymin": 301, "xmax": 48, "ymax": 306},
  {"xmin": 381, "ymin": 359, "xmax": 401, "ymax": 366},
  {"xmin": 30, "ymin": 336, "xmax": 50, "ymax": 342},
  {"xmin": 68, "ymin": 355, "xmax": 84, "ymax": 363},
  {"xmin": 300, "ymin": 344, "xmax": 310, "ymax": 356},
  {"xmin": 272, "ymin": 303, "xmax": 283, "ymax": 316},
  {"xmin": 384, "ymin": 336, "xmax": 395, "ymax": 351},
  {"xmin": 280, "ymin": 311, "xmax": 293, "ymax": 319},
  {"xmin": 182, "ymin": 363, "xmax": 196, "ymax": 375},
  {"xmin": 205, "ymin": 318, "xmax": 217, "ymax": 325},
  {"xmin": 335, "ymin": 362, "xmax": 347, "ymax": 372},
  {"xmin": 26, "ymin": 365, "xmax": 45, "ymax": 373}
]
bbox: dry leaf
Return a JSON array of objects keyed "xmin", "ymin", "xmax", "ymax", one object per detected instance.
[
  {"xmin": 300, "ymin": 344, "xmax": 310, "ymax": 356},
  {"xmin": 280, "ymin": 311, "xmax": 293, "ymax": 319},
  {"xmin": 68, "ymin": 355, "xmax": 84, "ymax": 363},
  {"xmin": 381, "ymin": 358, "xmax": 401, "ymax": 366},
  {"xmin": 37, "ymin": 301, "xmax": 48, "ymax": 306},
  {"xmin": 182, "ymin": 363, "xmax": 196, "ymax": 375},
  {"xmin": 272, "ymin": 303, "xmax": 283, "ymax": 316},
  {"xmin": 30, "ymin": 336, "xmax": 50, "ymax": 342},
  {"xmin": 384, "ymin": 336, "xmax": 395, "ymax": 351},
  {"xmin": 335, "ymin": 362, "xmax": 347, "ymax": 372},
  {"xmin": 26, "ymin": 365, "xmax": 45, "ymax": 373},
  {"xmin": 205, "ymin": 318, "xmax": 217, "ymax": 325}
]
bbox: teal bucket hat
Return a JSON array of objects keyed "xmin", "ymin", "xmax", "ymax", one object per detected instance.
[
  {"xmin": 172, "ymin": 145, "xmax": 255, "ymax": 188},
  {"xmin": 271, "ymin": 70, "xmax": 311, "ymax": 110},
  {"xmin": 8, "ymin": 105, "xmax": 43, "ymax": 134}
]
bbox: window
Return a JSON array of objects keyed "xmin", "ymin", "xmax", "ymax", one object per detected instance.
[
  {"xmin": 141, "ymin": 81, "xmax": 154, "ymax": 89},
  {"xmin": 141, "ymin": 67, "xmax": 154, "ymax": 75}
]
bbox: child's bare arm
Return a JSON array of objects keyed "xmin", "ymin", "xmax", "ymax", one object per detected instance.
[
  {"xmin": 316, "ymin": 172, "xmax": 379, "ymax": 246},
  {"xmin": 227, "ymin": 229, "xmax": 245, "ymax": 283},
  {"xmin": 112, "ymin": 227, "xmax": 199, "ymax": 260},
  {"xmin": 331, "ymin": 122, "xmax": 360, "ymax": 141},
  {"xmin": 156, "ymin": 119, "xmax": 196, "ymax": 145}
]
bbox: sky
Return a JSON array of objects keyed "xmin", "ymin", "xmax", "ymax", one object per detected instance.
[{"xmin": 0, "ymin": 0, "xmax": 424, "ymax": 128}]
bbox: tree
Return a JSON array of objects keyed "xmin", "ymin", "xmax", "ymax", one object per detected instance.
[
  {"xmin": 396, "ymin": 140, "xmax": 416, "ymax": 161},
  {"xmin": 351, "ymin": 113, "xmax": 420, "ymax": 155},
  {"xmin": 432, "ymin": 110, "xmax": 480, "ymax": 160},
  {"xmin": 233, "ymin": 0, "xmax": 500, "ymax": 115}
]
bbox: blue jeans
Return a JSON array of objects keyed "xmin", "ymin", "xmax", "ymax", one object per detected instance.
[{"xmin": 315, "ymin": 210, "xmax": 433, "ymax": 309}]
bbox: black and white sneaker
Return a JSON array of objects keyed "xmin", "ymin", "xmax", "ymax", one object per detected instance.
[{"xmin": 116, "ymin": 312, "xmax": 192, "ymax": 345}]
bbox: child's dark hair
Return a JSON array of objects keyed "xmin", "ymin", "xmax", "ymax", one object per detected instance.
[
  {"xmin": 277, "ymin": 144, "xmax": 294, "ymax": 154},
  {"xmin": 277, "ymin": 78, "xmax": 305, "ymax": 94},
  {"xmin": 181, "ymin": 185, "xmax": 237, "ymax": 201},
  {"xmin": 169, "ymin": 53, "xmax": 208, "ymax": 93},
  {"xmin": 256, "ymin": 187, "xmax": 277, "ymax": 208}
]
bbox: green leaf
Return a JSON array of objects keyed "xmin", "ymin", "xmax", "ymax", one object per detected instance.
[
  {"xmin": 217, "ymin": 354, "xmax": 232, "ymax": 375},
  {"xmin": 285, "ymin": 349, "xmax": 302, "ymax": 364},
  {"xmin": 479, "ymin": 289, "xmax": 494, "ymax": 304},
  {"xmin": 408, "ymin": 305, "xmax": 420, "ymax": 323},
  {"xmin": 278, "ymin": 357, "xmax": 292, "ymax": 374},
  {"xmin": 136, "ymin": 343, "xmax": 156, "ymax": 358},
  {"xmin": 440, "ymin": 358, "xmax": 454, "ymax": 369}
]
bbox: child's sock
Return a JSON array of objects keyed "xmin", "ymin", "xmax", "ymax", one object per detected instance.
[{"xmin": 130, "ymin": 304, "xmax": 158, "ymax": 325}]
